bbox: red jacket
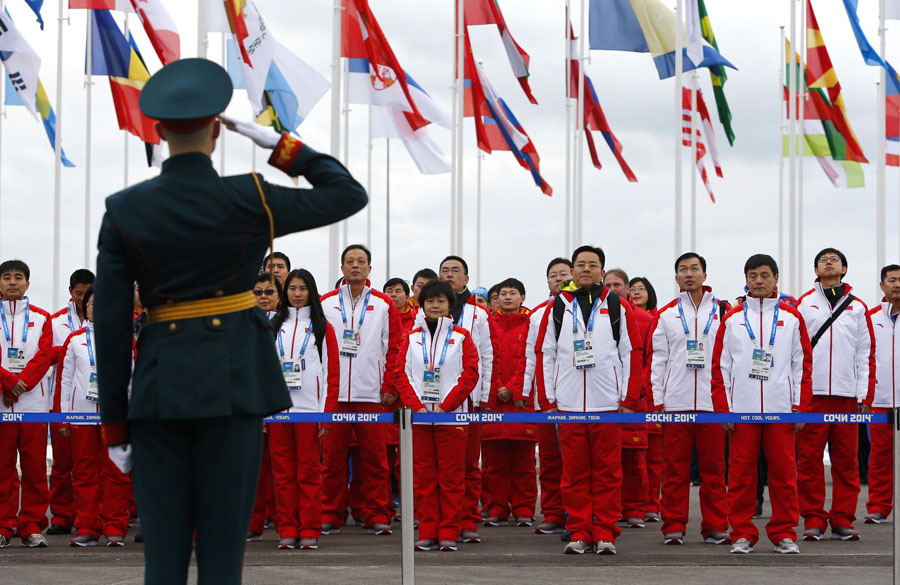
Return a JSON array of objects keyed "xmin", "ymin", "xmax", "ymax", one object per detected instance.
[
  {"xmin": 483, "ymin": 308, "xmax": 537, "ymax": 442},
  {"xmin": 622, "ymin": 300, "xmax": 654, "ymax": 448}
]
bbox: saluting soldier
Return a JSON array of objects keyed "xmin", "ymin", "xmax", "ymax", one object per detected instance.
[{"xmin": 93, "ymin": 59, "xmax": 367, "ymax": 585}]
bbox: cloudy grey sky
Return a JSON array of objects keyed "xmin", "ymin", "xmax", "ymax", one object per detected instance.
[{"xmin": 0, "ymin": 0, "xmax": 897, "ymax": 311}]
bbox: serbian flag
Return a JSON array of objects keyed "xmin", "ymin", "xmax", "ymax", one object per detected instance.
[
  {"xmin": 567, "ymin": 18, "xmax": 636, "ymax": 182},
  {"xmin": 464, "ymin": 0, "xmax": 537, "ymax": 104},
  {"xmin": 69, "ymin": 0, "xmax": 134, "ymax": 11},
  {"xmin": 90, "ymin": 9, "xmax": 158, "ymax": 144},
  {"xmin": 128, "ymin": 0, "xmax": 179, "ymax": 65}
]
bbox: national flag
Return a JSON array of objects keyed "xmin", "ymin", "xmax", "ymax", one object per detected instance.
[
  {"xmin": 128, "ymin": 0, "xmax": 179, "ymax": 65},
  {"xmin": 223, "ymin": 0, "xmax": 251, "ymax": 66},
  {"xmin": 841, "ymin": 0, "xmax": 889, "ymax": 68},
  {"xmin": 682, "ymin": 81, "xmax": 717, "ymax": 202},
  {"xmin": 69, "ymin": 0, "xmax": 133, "ymax": 11},
  {"xmin": 463, "ymin": 0, "xmax": 537, "ymax": 104},
  {"xmin": 466, "ymin": 32, "xmax": 551, "ymax": 196},
  {"xmin": 588, "ymin": 0, "xmax": 736, "ymax": 80},
  {"xmin": 886, "ymin": 65, "xmax": 900, "ymax": 166},
  {"xmin": 342, "ymin": 0, "xmax": 428, "ymax": 131},
  {"xmin": 567, "ymin": 18, "xmax": 637, "ymax": 182},
  {"xmin": 24, "ymin": 0, "xmax": 44, "ymax": 29},
  {"xmin": 371, "ymin": 106, "xmax": 451, "ymax": 174},
  {"xmin": 696, "ymin": 0, "xmax": 734, "ymax": 145},
  {"xmin": 806, "ymin": 0, "xmax": 867, "ymax": 163},
  {"xmin": 33, "ymin": 80, "xmax": 75, "ymax": 166},
  {"xmin": 888, "ymin": 0, "xmax": 900, "ymax": 20},
  {"xmin": 90, "ymin": 10, "xmax": 158, "ymax": 144}
]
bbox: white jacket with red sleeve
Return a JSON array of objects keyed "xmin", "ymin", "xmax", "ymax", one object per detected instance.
[
  {"xmin": 47, "ymin": 302, "xmax": 83, "ymax": 411},
  {"xmin": 795, "ymin": 281, "xmax": 875, "ymax": 404},
  {"xmin": 534, "ymin": 285, "xmax": 643, "ymax": 413},
  {"xmin": 395, "ymin": 317, "xmax": 479, "ymax": 421},
  {"xmin": 521, "ymin": 298, "xmax": 551, "ymax": 405},
  {"xmin": 649, "ymin": 287, "xmax": 726, "ymax": 412},
  {"xmin": 0, "ymin": 297, "xmax": 54, "ymax": 413},
  {"xmin": 57, "ymin": 325, "xmax": 99, "ymax": 424},
  {"xmin": 711, "ymin": 295, "xmax": 813, "ymax": 413},
  {"xmin": 275, "ymin": 306, "xmax": 340, "ymax": 413},
  {"xmin": 869, "ymin": 300, "xmax": 900, "ymax": 409},
  {"xmin": 320, "ymin": 282, "xmax": 401, "ymax": 404}
]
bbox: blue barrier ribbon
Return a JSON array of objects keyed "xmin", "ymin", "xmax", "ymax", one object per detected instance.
[{"xmin": 3, "ymin": 412, "xmax": 890, "ymax": 424}]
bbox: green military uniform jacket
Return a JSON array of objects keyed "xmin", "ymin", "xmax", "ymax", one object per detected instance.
[{"xmin": 94, "ymin": 139, "xmax": 367, "ymax": 445}]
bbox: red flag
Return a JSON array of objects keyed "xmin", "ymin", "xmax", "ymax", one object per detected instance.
[
  {"xmin": 129, "ymin": 0, "xmax": 180, "ymax": 65},
  {"xmin": 224, "ymin": 0, "xmax": 252, "ymax": 67}
]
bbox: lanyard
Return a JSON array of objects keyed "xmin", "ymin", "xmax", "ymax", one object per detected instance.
[
  {"xmin": 743, "ymin": 301, "xmax": 779, "ymax": 347},
  {"xmin": 277, "ymin": 321, "xmax": 314, "ymax": 359},
  {"xmin": 422, "ymin": 323, "xmax": 454, "ymax": 372},
  {"xmin": 571, "ymin": 296, "xmax": 600, "ymax": 337},
  {"xmin": 67, "ymin": 306, "xmax": 76, "ymax": 332},
  {"xmin": 0, "ymin": 298, "xmax": 29, "ymax": 345},
  {"xmin": 338, "ymin": 288, "xmax": 371, "ymax": 331},
  {"xmin": 85, "ymin": 324, "xmax": 96, "ymax": 369},
  {"xmin": 678, "ymin": 296, "xmax": 718, "ymax": 338},
  {"xmin": 455, "ymin": 304, "xmax": 466, "ymax": 326}
]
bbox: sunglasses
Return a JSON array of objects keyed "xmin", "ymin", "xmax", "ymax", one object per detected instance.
[{"xmin": 253, "ymin": 288, "xmax": 277, "ymax": 296}]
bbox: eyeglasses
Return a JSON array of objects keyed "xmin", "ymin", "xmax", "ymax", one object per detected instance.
[
  {"xmin": 253, "ymin": 288, "xmax": 277, "ymax": 296},
  {"xmin": 631, "ymin": 287, "xmax": 647, "ymax": 293},
  {"xmin": 818, "ymin": 256, "xmax": 842, "ymax": 264}
]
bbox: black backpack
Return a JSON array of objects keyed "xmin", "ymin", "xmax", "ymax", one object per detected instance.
[{"xmin": 553, "ymin": 291, "xmax": 622, "ymax": 345}]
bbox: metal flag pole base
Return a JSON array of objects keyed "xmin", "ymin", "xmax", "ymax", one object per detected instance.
[
  {"xmin": 398, "ymin": 407, "xmax": 415, "ymax": 584},
  {"xmin": 893, "ymin": 407, "xmax": 899, "ymax": 585}
]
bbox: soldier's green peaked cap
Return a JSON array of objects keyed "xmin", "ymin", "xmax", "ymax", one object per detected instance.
[{"xmin": 139, "ymin": 58, "xmax": 233, "ymax": 120}]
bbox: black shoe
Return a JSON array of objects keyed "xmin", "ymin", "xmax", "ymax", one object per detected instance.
[
  {"xmin": 134, "ymin": 532, "xmax": 143, "ymax": 543},
  {"xmin": 46, "ymin": 524, "xmax": 71, "ymax": 536},
  {"xmin": 560, "ymin": 530, "xmax": 571, "ymax": 542}
]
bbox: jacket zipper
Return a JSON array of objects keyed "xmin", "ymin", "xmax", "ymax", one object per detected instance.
[
  {"xmin": 693, "ymin": 294, "xmax": 699, "ymax": 411},
  {"xmin": 759, "ymin": 298, "xmax": 764, "ymax": 413}
]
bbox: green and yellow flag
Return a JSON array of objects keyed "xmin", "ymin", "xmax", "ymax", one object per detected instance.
[{"xmin": 697, "ymin": 0, "xmax": 734, "ymax": 146}]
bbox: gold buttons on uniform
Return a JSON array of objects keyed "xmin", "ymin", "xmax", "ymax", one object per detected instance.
[
  {"xmin": 169, "ymin": 323, "xmax": 177, "ymax": 331},
  {"xmin": 214, "ymin": 290, "xmax": 224, "ymax": 297},
  {"xmin": 212, "ymin": 318, "xmax": 222, "ymax": 327}
]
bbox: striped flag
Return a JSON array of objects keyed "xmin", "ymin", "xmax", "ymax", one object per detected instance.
[
  {"xmin": 128, "ymin": 0, "xmax": 179, "ymax": 65},
  {"xmin": 886, "ymin": 66, "xmax": 900, "ymax": 166},
  {"xmin": 681, "ymin": 81, "xmax": 717, "ymax": 202},
  {"xmin": 696, "ymin": 0, "xmax": 734, "ymax": 145}
]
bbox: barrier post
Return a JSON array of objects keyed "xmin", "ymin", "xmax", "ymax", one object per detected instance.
[
  {"xmin": 894, "ymin": 407, "xmax": 899, "ymax": 585},
  {"xmin": 399, "ymin": 408, "xmax": 415, "ymax": 584}
]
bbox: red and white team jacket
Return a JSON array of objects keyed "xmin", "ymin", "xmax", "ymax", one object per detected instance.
[
  {"xmin": 275, "ymin": 306, "xmax": 340, "ymax": 413},
  {"xmin": 795, "ymin": 281, "xmax": 875, "ymax": 404},
  {"xmin": 0, "ymin": 297, "xmax": 53, "ymax": 413},
  {"xmin": 533, "ymin": 287, "xmax": 643, "ymax": 413},
  {"xmin": 321, "ymin": 282, "xmax": 401, "ymax": 404},
  {"xmin": 57, "ymin": 324, "xmax": 99, "ymax": 423},
  {"xmin": 521, "ymin": 297, "xmax": 551, "ymax": 405},
  {"xmin": 869, "ymin": 300, "xmax": 900, "ymax": 408},
  {"xmin": 396, "ymin": 316, "xmax": 479, "ymax": 419},
  {"xmin": 47, "ymin": 301, "xmax": 84, "ymax": 411},
  {"xmin": 649, "ymin": 287, "xmax": 725, "ymax": 412},
  {"xmin": 711, "ymin": 295, "xmax": 812, "ymax": 413}
]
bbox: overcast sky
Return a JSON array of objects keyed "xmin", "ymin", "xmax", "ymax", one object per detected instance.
[{"xmin": 0, "ymin": 0, "xmax": 897, "ymax": 310}]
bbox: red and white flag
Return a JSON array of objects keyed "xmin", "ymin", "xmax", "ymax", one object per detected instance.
[
  {"xmin": 681, "ymin": 80, "xmax": 721, "ymax": 202},
  {"xmin": 129, "ymin": 0, "xmax": 179, "ymax": 65},
  {"xmin": 69, "ymin": 0, "xmax": 134, "ymax": 10}
]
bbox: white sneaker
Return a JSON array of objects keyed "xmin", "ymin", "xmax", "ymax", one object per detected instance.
[
  {"xmin": 865, "ymin": 512, "xmax": 888, "ymax": 524},
  {"xmin": 0, "ymin": 535, "xmax": 8, "ymax": 548},
  {"xmin": 594, "ymin": 540, "xmax": 616, "ymax": 555},
  {"xmin": 564, "ymin": 540, "xmax": 592, "ymax": 554},
  {"xmin": 23, "ymin": 534, "xmax": 47, "ymax": 548},
  {"xmin": 730, "ymin": 537, "xmax": 753, "ymax": 554},
  {"xmin": 774, "ymin": 538, "xmax": 799, "ymax": 554}
]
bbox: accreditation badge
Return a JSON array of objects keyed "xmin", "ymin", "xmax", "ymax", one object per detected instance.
[
  {"xmin": 422, "ymin": 370, "xmax": 441, "ymax": 403},
  {"xmin": 282, "ymin": 361, "xmax": 302, "ymax": 392},
  {"xmin": 685, "ymin": 340, "xmax": 705, "ymax": 369},
  {"xmin": 749, "ymin": 349, "xmax": 773, "ymax": 380},
  {"xmin": 340, "ymin": 329, "xmax": 360, "ymax": 357},
  {"xmin": 7, "ymin": 347, "xmax": 24, "ymax": 374},
  {"xmin": 573, "ymin": 339, "xmax": 596, "ymax": 370},
  {"xmin": 86, "ymin": 371, "xmax": 99, "ymax": 402}
]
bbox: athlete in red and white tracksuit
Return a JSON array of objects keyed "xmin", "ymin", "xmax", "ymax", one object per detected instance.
[
  {"xmin": 396, "ymin": 317, "xmax": 479, "ymax": 545},
  {"xmin": 866, "ymin": 296, "xmax": 900, "ymax": 521},
  {"xmin": 320, "ymin": 281, "xmax": 401, "ymax": 531},
  {"xmin": 0, "ymin": 296, "xmax": 54, "ymax": 543},
  {"xmin": 649, "ymin": 287, "xmax": 729, "ymax": 542},
  {"xmin": 57, "ymin": 323, "xmax": 131, "ymax": 543},
  {"xmin": 620, "ymin": 299, "xmax": 653, "ymax": 524},
  {"xmin": 535, "ymin": 284, "xmax": 643, "ymax": 548},
  {"xmin": 482, "ymin": 307, "xmax": 537, "ymax": 524},
  {"xmin": 522, "ymin": 298, "xmax": 565, "ymax": 532},
  {"xmin": 711, "ymin": 294, "xmax": 812, "ymax": 547},
  {"xmin": 269, "ymin": 306, "xmax": 340, "ymax": 545},
  {"xmin": 46, "ymin": 302, "xmax": 84, "ymax": 533},
  {"xmin": 643, "ymin": 308, "xmax": 663, "ymax": 522},
  {"xmin": 795, "ymin": 281, "xmax": 874, "ymax": 536}
]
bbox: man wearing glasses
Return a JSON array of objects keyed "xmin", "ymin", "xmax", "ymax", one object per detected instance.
[{"xmin": 794, "ymin": 248, "xmax": 875, "ymax": 542}]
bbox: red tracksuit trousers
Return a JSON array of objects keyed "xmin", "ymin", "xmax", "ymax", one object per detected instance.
[
  {"xmin": 537, "ymin": 424, "xmax": 564, "ymax": 525},
  {"xmin": 413, "ymin": 425, "xmax": 466, "ymax": 542},
  {"xmin": 557, "ymin": 419, "xmax": 623, "ymax": 544},
  {"xmin": 0, "ymin": 422, "xmax": 49, "ymax": 539},
  {"xmin": 69, "ymin": 425, "xmax": 131, "ymax": 539},
  {"xmin": 661, "ymin": 422, "xmax": 728, "ymax": 538},
  {"xmin": 621, "ymin": 448, "xmax": 647, "ymax": 519},
  {"xmin": 645, "ymin": 431, "xmax": 663, "ymax": 516},
  {"xmin": 322, "ymin": 402, "xmax": 391, "ymax": 527},
  {"xmin": 867, "ymin": 407, "xmax": 893, "ymax": 518},
  {"xmin": 797, "ymin": 396, "xmax": 860, "ymax": 531},
  {"xmin": 728, "ymin": 424, "xmax": 799, "ymax": 546},
  {"xmin": 481, "ymin": 440, "xmax": 537, "ymax": 520},
  {"xmin": 269, "ymin": 423, "xmax": 323, "ymax": 540},
  {"xmin": 461, "ymin": 423, "xmax": 482, "ymax": 532},
  {"xmin": 48, "ymin": 422, "xmax": 75, "ymax": 529}
]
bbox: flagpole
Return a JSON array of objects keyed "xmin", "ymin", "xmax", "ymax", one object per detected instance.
[
  {"xmin": 84, "ymin": 11, "xmax": 93, "ymax": 269},
  {"xmin": 455, "ymin": 0, "xmax": 465, "ymax": 255},
  {"xmin": 123, "ymin": 9, "xmax": 129, "ymax": 190},
  {"xmin": 197, "ymin": 0, "xmax": 207, "ymax": 58},
  {"xmin": 689, "ymin": 72, "xmax": 698, "ymax": 252},
  {"xmin": 341, "ymin": 57, "xmax": 350, "ymax": 249},
  {"xmin": 476, "ymin": 149, "xmax": 482, "ymax": 285},
  {"xmin": 674, "ymin": 0, "xmax": 684, "ymax": 261},
  {"xmin": 386, "ymin": 138, "xmax": 391, "ymax": 278},
  {"xmin": 575, "ymin": 0, "xmax": 586, "ymax": 246},
  {"xmin": 877, "ymin": 0, "xmax": 887, "ymax": 272},
  {"xmin": 450, "ymin": 4, "xmax": 459, "ymax": 254},
  {"xmin": 788, "ymin": 0, "xmax": 797, "ymax": 294},
  {"xmin": 564, "ymin": 0, "xmax": 572, "ymax": 253},
  {"xmin": 329, "ymin": 0, "xmax": 342, "ymax": 287},
  {"xmin": 778, "ymin": 26, "xmax": 786, "ymax": 272},
  {"xmin": 53, "ymin": 0, "xmax": 65, "ymax": 307},
  {"xmin": 366, "ymin": 106, "xmax": 373, "ymax": 248},
  {"xmin": 796, "ymin": 0, "xmax": 806, "ymax": 294}
]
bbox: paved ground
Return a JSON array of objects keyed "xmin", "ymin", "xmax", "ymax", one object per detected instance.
[{"xmin": 0, "ymin": 482, "xmax": 894, "ymax": 584}]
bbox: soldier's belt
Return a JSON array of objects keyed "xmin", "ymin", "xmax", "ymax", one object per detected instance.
[{"xmin": 146, "ymin": 291, "xmax": 257, "ymax": 324}]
